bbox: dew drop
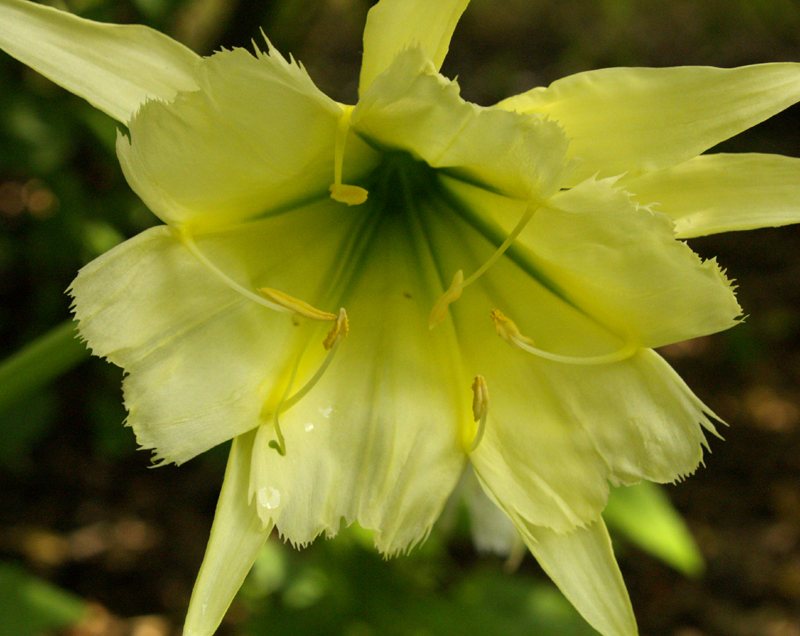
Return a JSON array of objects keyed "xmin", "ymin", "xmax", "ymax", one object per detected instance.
[
  {"xmin": 305, "ymin": 423, "xmax": 314, "ymax": 432},
  {"xmin": 257, "ymin": 486, "xmax": 281, "ymax": 510}
]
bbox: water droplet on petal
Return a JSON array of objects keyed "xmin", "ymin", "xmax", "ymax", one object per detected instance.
[
  {"xmin": 257, "ymin": 486, "xmax": 281, "ymax": 510},
  {"xmin": 305, "ymin": 423, "xmax": 314, "ymax": 432}
]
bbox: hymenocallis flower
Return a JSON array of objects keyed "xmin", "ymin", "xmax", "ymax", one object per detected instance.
[{"xmin": 4, "ymin": 0, "xmax": 800, "ymax": 634}]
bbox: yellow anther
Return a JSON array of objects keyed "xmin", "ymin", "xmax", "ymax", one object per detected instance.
[
  {"xmin": 490, "ymin": 308, "xmax": 639, "ymax": 365},
  {"xmin": 258, "ymin": 287, "xmax": 337, "ymax": 322},
  {"xmin": 469, "ymin": 375, "xmax": 489, "ymax": 452},
  {"xmin": 329, "ymin": 183, "xmax": 369, "ymax": 206},
  {"xmin": 490, "ymin": 309, "xmax": 535, "ymax": 348},
  {"xmin": 323, "ymin": 308, "xmax": 349, "ymax": 350},
  {"xmin": 471, "ymin": 375, "xmax": 489, "ymax": 422},
  {"xmin": 429, "ymin": 270, "xmax": 464, "ymax": 329},
  {"xmin": 330, "ymin": 104, "xmax": 368, "ymax": 206}
]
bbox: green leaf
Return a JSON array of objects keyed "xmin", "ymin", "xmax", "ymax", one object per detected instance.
[
  {"xmin": 604, "ymin": 481, "xmax": 704, "ymax": 576},
  {"xmin": 0, "ymin": 320, "xmax": 89, "ymax": 415},
  {"xmin": 0, "ymin": 562, "xmax": 87, "ymax": 636}
]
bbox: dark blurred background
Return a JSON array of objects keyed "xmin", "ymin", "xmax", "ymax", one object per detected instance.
[{"xmin": 2, "ymin": 1, "xmax": 800, "ymax": 635}]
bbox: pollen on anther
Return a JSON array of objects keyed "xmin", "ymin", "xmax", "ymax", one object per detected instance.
[
  {"xmin": 323, "ymin": 308, "xmax": 349, "ymax": 350},
  {"xmin": 470, "ymin": 375, "xmax": 489, "ymax": 452},
  {"xmin": 490, "ymin": 309, "xmax": 535, "ymax": 347},
  {"xmin": 471, "ymin": 375, "xmax": 489, "ymax": 422},
  {"xmin": 258, "ymin": 287, "xmax": 337, "ymax": 322}
]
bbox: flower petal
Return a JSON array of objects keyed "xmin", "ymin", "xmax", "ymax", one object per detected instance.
[
  {"xmin": 354, "ymin": 47, "xmax": 569, "ymax": 202},
  {"xmin": 70, "ymin": 199, "xmax": 364, "ymax": 465},
  {"xmin": 184, "ymin": 429, "xmax": 270, "ymax": 636},
  {"xmin": 528, "ymin": 177, "xmax": 741, "ymax": 348},
  {"xmin": 469, "ymin": 348, "xmax": 717, "ymax": 533},
  {"xmin": 421, "ymin": 197, "xmax": 718, "ymax": 531},
  {"xmin": 248, "ymin": 214, "xmax": 468, "ymax": 554},
  {"xmin": 442, "ymin": 175, "xmax": 741, "ymax": 349},
  {"xmin": 627, "ymin": 153, "xmax": 800, "ymax": 238},
  {"xmin": 498, "ymin": 64, "xmax": 800, "ymax": 185},
  {"xmin": 0, "ymin": 0, "xmax": 199, "ymax": 123},
  {"xmin": 517, "ymin": 518, "xmax": 638, "ymax": 636},
  {"xmin": 359, "ymin": 0, "xmax": 469, "ymax": 95},
  {"xmin": 118, "ymin": 45, "xmax": 377, "ymax": 230}
]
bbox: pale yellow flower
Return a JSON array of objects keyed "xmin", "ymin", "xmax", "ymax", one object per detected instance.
[{"xmin": 4, "ymin": 1, "xmax": 800, "ymax": 635}]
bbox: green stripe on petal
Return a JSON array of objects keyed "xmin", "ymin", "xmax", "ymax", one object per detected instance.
[
  {"xmin": 184, "ymin": 429, "xmax": 271, "ymax": 636},
  {"xmin": 118, "ymin": 46, "xmax": 377, "ymax": 230},
  {"xmin": 247, "ymin": 215, "xmax": 468, "ymax": 554},
  {"xmin": 627, "ymin": 153, "xmax": 800, "ymax": 238},
  {"xmin": 440, "ymin": 175, "xmax": 740, "ymax": 351},
  {"xmin": 524, "ymin": 177, "xmax": 741, "ymax": 348},
  {"xmin": 0, "ymin": 0, "xmax": 199, "ymax": 124},
  {"xmin": 519, "ymin": 518, "xmax": 638, "ymax": 636},
  {"xmin": 499, "ymin": 64, "xmax": 800, "ymax": 185},
  {"xmin": 426, "ymin": 197, "xmax": 718, "ymax": 530},
  {"xmin": 359, "ymin": 0, "xmax": 469, "ymax": 95}
]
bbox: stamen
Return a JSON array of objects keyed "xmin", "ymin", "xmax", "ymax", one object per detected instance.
[
  {"xmin": 429, "ymin": 203, "xmax": 538, "ymax": 328},
  {"xmin": 269, "ymin": 308, "xmax": 349, "ymax": 455},
  {"xmin": 178, "ymin": 228, "xmax": 339, "ymax": 326},
  {"xmin": 329, "ymin": 105, "xmax": 368, "ymax": 206},
  {"xmin": 469, "ymin": 375, "xmax": 489, "ymax": 452},
  {"xmin": 268, "ymin": 356, "xmax": 300, "ymax": 457},
  {"xmin": 178, "ymin": 228, "xmax": 297, "ymax": 315},
  {"xmin": 490, "ymin": 309, "xmax": 639, "ymax": 365},
  {"xmin": 258, "ymin": 287, "xmax": 337, "ymax": 322}
]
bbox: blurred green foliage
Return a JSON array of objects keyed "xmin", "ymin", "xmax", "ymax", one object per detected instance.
[
  {"xmin": 240, "ymin": 527, "xmax": 602, "ymax": 636},
  {"xmin": 0, "ymin": 562, "xmax": 87, "ymax": 636}
]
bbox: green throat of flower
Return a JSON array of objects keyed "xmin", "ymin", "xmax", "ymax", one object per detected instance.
[{"xmin": 178, "ymin": 112, "xmax": 639, "ymax": 456}]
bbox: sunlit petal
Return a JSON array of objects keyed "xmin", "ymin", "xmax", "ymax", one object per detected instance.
[
  {"xmin": 359, "ymin": 0, "xmax": 469, "ymax": 95},
  {"xmin": 118, "ymin": 45, "xmax": 377, "ymax": 230},
  {"xmin": 442, "ymin": 175, "xmax": 740, "ymax": 350},
  {"xmin": 517, "ymin": 518, "xmax": 638, "ymax": 636},
  {"xmin": 499, "ymin": 64, "xmax": 800, "ymax": 185},
  {"xmin": 627, "ymin": 153, "xmax": 800, "ymax": 238},
  {"xmin": 184, "ymin": 430, "xmax": 270, "ymax": 636},
  {"xmin": 468, "ymin": 350, "xmax": 716, "ymax": 534},
  {"xmin": 70, "ymin": 200, "xmax": 364, "ymax": 465},
  {"xmin": 0, "ymin": 0, "xmax": 198, "ymax": 123}
]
